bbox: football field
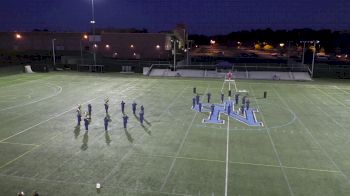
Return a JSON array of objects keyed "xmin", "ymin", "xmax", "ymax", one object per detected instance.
[{"xmin": 1, "ymin": 72, "xmax": 350, "ymax": 195}]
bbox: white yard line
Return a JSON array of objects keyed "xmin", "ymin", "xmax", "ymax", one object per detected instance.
[
  {"xmin": 0, "ymin": 83, "xmax": 63, "ymax": 112},
  {"xmin": 224, "ymin": 109, "xmax": 230, "ymax": 196},
  {"xmin": 233, "ymin": 80, "xmax": 238, "ymax": 92},
  {"xmin": 41, "ymin": 80, "xmax": 147, "ymax": 180},
  {"xmin": 249, "ymin": 84, "xmax": 295, "ymax": 196},
  {"xmin": 0, "ymin": 141, "xmax": 39, "ymax": 147},
  {"xmin": 221, "ymin": 81, "xmax": 226, "ymax": 93},
  {"xmin": 0, "ymin": 95, "xmax": 98, "ymax": 143},
  {"xmin": 0, "ymin": 79, "xmax": 140, "ymax": 143},
  {"xmin": 312, "ymin": 85, "xmax": 348, "ymax": 107},
  {"xmin": 101, "ymin": 85, "xmax": 190, "ymax": 184},
  {"xmin": 0, "ymin": 173, "xmax": 190, "ymax": 196},
  {"xmin": 159, "ymin": 85, "xmax": 209, "ymax": 191},
  {"xmin": 132, "ymin": 153, "xmax": 341, "ymax": 174},
  {"xmin": 273, "ymin": 85, "xmax": 350, "ymax": 185},
  {"xmin": 274, "ymin": 86, "xmax": 350, "ymax": 185},
  {"xmin": 224, "ymin": 81, "xmax": 231, "ymax": 196}
]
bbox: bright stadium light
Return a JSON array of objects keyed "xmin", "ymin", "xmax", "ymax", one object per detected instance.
[
  {"xmin": 94, "ymin": 44, "xmax": 98, "ymax": 48},
  {"xmin": 83, "ymin": 34, "xmax": 88, "ymax": 39},
  {"xmin": 156, "ymin": 45, "xmax": 160, "ymax": 49},
  {"xmin": 15, "ymin": 33, "xmax": 22, "ymax": 39},
  {"xmin": 210, "ymin": 40, "xmax": 216, "ymax": 45},
  {"xmin": 105, "ymin": 44, "xmax": 110, "ymax": 48},
  {"xmin": 280, "ymin": 43, "xmax": 285, "ymax": 47},
  {"xmin": 130, "ymin": 44, "xmax": 134, "ymax": 48}
]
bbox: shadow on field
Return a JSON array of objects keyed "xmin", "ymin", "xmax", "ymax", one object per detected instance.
[
  {"xmin": 144, "ymin": 119, "xmax": 151, "ymax": 126},
  {"xmin": 105, "ymin": 131, "xmax": 111, "ymax": 145},
  {"xmin": 74, "ymin": 126, "xmax": 81, "ymax": 139},
  {"xmin": 124, "ymin": 128, "xmax": 134, "ymax": 143},
  {"xmin": 141, "ymin": 125, "xmax": 151, "ymax": 135},
  {"xmin": 81, "ymin": 132, "xmax": 89, "ymax": 151}
]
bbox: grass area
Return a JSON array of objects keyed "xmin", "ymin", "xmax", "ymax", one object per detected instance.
[{"xmin": 1, "ymin": 72, "xmax": 350, "ymax": 195}]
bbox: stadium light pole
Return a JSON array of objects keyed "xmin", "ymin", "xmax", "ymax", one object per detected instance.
[
  {"xmin": 80, "ymin": 34, "xmax": 88, "ymax": 65},
  {"xmin": 172, "ymin": 39, "xmax": 178, "ymax": 71},
  {"xmin": 52, "ymin": 38, "xmax": 56, "ymax": 69},
  {"xmin": 156, "ymin": 45, "xmax": 160, "ymax": 64},
  {"xmin": 90, "ymin": 0, "xmax": 97, "ymax": 66},
  {"xmin": 300, "ymin": 41, "xmax": 307, "ymax": 65},
  {"xmin": 311, "ymin": 40, "xmax": 319, "ymax": 78}
]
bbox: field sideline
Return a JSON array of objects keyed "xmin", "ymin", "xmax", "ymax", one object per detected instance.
[{"xmin": 1, "ymin": 72, "xmax": 350, "ymax": 196}]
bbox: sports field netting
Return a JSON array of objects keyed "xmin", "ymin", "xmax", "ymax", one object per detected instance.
[{"xmin": 1, "ymin": 72, "xmax": 350, "ymax": 195}]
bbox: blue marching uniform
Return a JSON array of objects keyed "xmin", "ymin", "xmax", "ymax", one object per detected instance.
[
  {"xmin": 77, "ymin": 113, "xmax": 82, "ymax": 126},
  {"xmin": 242, "ymin": 96, "xmax": 247, "ymax": 105},
  {"xmin": 104, "ymin": 103, "xmax": 109, "ymax": 114},
  {"xmin": 246, "ymin": 99, "xmax": 250, "ymax": 110},
  {"xmin": 84, "ymin": 117, "xmax": 89, "ymax": 131},
  {"xmin": 121, "ymin": 101, "xmax": 125, "ymax": 114},
  {"xmin": 198, "ymin": 102, "xmax": 202, "ymax": 112},
  {"xmin": 132, "ymin": 102, "xmax": 137, "ymax": 114},
  {"xmin": 123, "ymin": 115, "xmax": 129, "ymax": 129},
  {"xmin": 104, "ymin": 116, "xmax": 109, "ymax": 131},
  {"xmin": 221, "ymin": 93, "xmax": 224, "ymax": 103},
  {"xmin": 88, "ymin": 104, "xmax": 92, "ymax": 117},
  {"xmin": 196, "ymin": 95, "xmax": 200, "ymax": 104},
  {"xmin": 192, "ymin": 98, "xmax": 196, "ymax": 108},
  {"xmin": 241, "ymin": 105, "xmax": 245, "ymax": 115},
  {"xmin": 207, "ymin": 93, "xmax": 211, "ymax": 103},
  {"xmin": 139, "ymin": 111, "xmax": 144, "ymax": 125},
  {"xmin": 235, "ymin": 94, "xmax": 240, "ymax": 105},
  {"xmin": 140, "ymin": 105, "xmax": 144, "ymax": 113},
  {"xmin": 227, "ymin": 104, "xmax": 231, "ymax": 115}
]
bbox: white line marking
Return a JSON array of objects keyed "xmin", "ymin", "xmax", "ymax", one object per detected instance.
[
  {"xmin": 101, "ymin": 85, "xmax": 190, "ymax": 184},
  {"xmin": 312, "ymin": 85, "xmax": 347, "ymax": 107},
  {"xmin": 224, "ymin": 108, "xmax": 230, "ymax": 196},
  {"xmin": 160, "ymin": 86, "xmax": 209, "ymax": 191},
  {"xmin": 132, "ymin": 153, "xmax": 341, "ymax": 174},
  {"xmin": 0, "ymin": 83, "xmax": 63, "ymax": 112},
  {"xmin": 0, "ymin": 95, "xmax": 97, "ymax": 143},
  {"xmin": 274, "ymin": 85, "xmax": 350, "ymax": 185},
  {"xmin": 225, "ymin": 81, "xmax": 231, "ymax": 196},
  {"xmin": 0, "ymin": 141, "xmax": 39, "ymax": 147},
  {"xmin": 249, "ymin": 84, "xmax": 295, "ymax": 196},
  {"xmin": 0, "ymin": 173, "xmax": 189, "ymax": 196}
]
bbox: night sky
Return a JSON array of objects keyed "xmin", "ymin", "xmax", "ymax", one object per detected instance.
[{"xmin": 0, "ymin": 0, "xmax": 349, "ymax": 35}]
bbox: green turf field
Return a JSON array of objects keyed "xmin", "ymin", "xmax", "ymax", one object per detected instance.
[{"xmin": 1, "ymin": 72, "xmax": 350, "ymax": 196}]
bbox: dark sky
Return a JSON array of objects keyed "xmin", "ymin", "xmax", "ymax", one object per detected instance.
[{"xmin": 0, "ymin": 0, "xmax": 349, "ymax": 35}]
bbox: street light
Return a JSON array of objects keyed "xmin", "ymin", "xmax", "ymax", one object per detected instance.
[
  {"xmin": 90, "ymin": 0, "xmax": 97, "ymax": 66},
  {"xmin": 15, "ymin": 33, "xmax": 22, "ymax": 39},
  {"xmin": 105, "ymin": 44, "xmax": 110, "ymax": 49},
  {"xmin": 279, "ymin": 43, "xmax": 285, "ymax": 47},
  {"xmin": 130, "ymin": 44, "xmax": 134, "ymax": 49}
]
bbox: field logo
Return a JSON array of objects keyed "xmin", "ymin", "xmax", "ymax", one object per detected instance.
[{"xmin": 192, "ymin": 100, "xmax": 263, "ymax": 126}]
